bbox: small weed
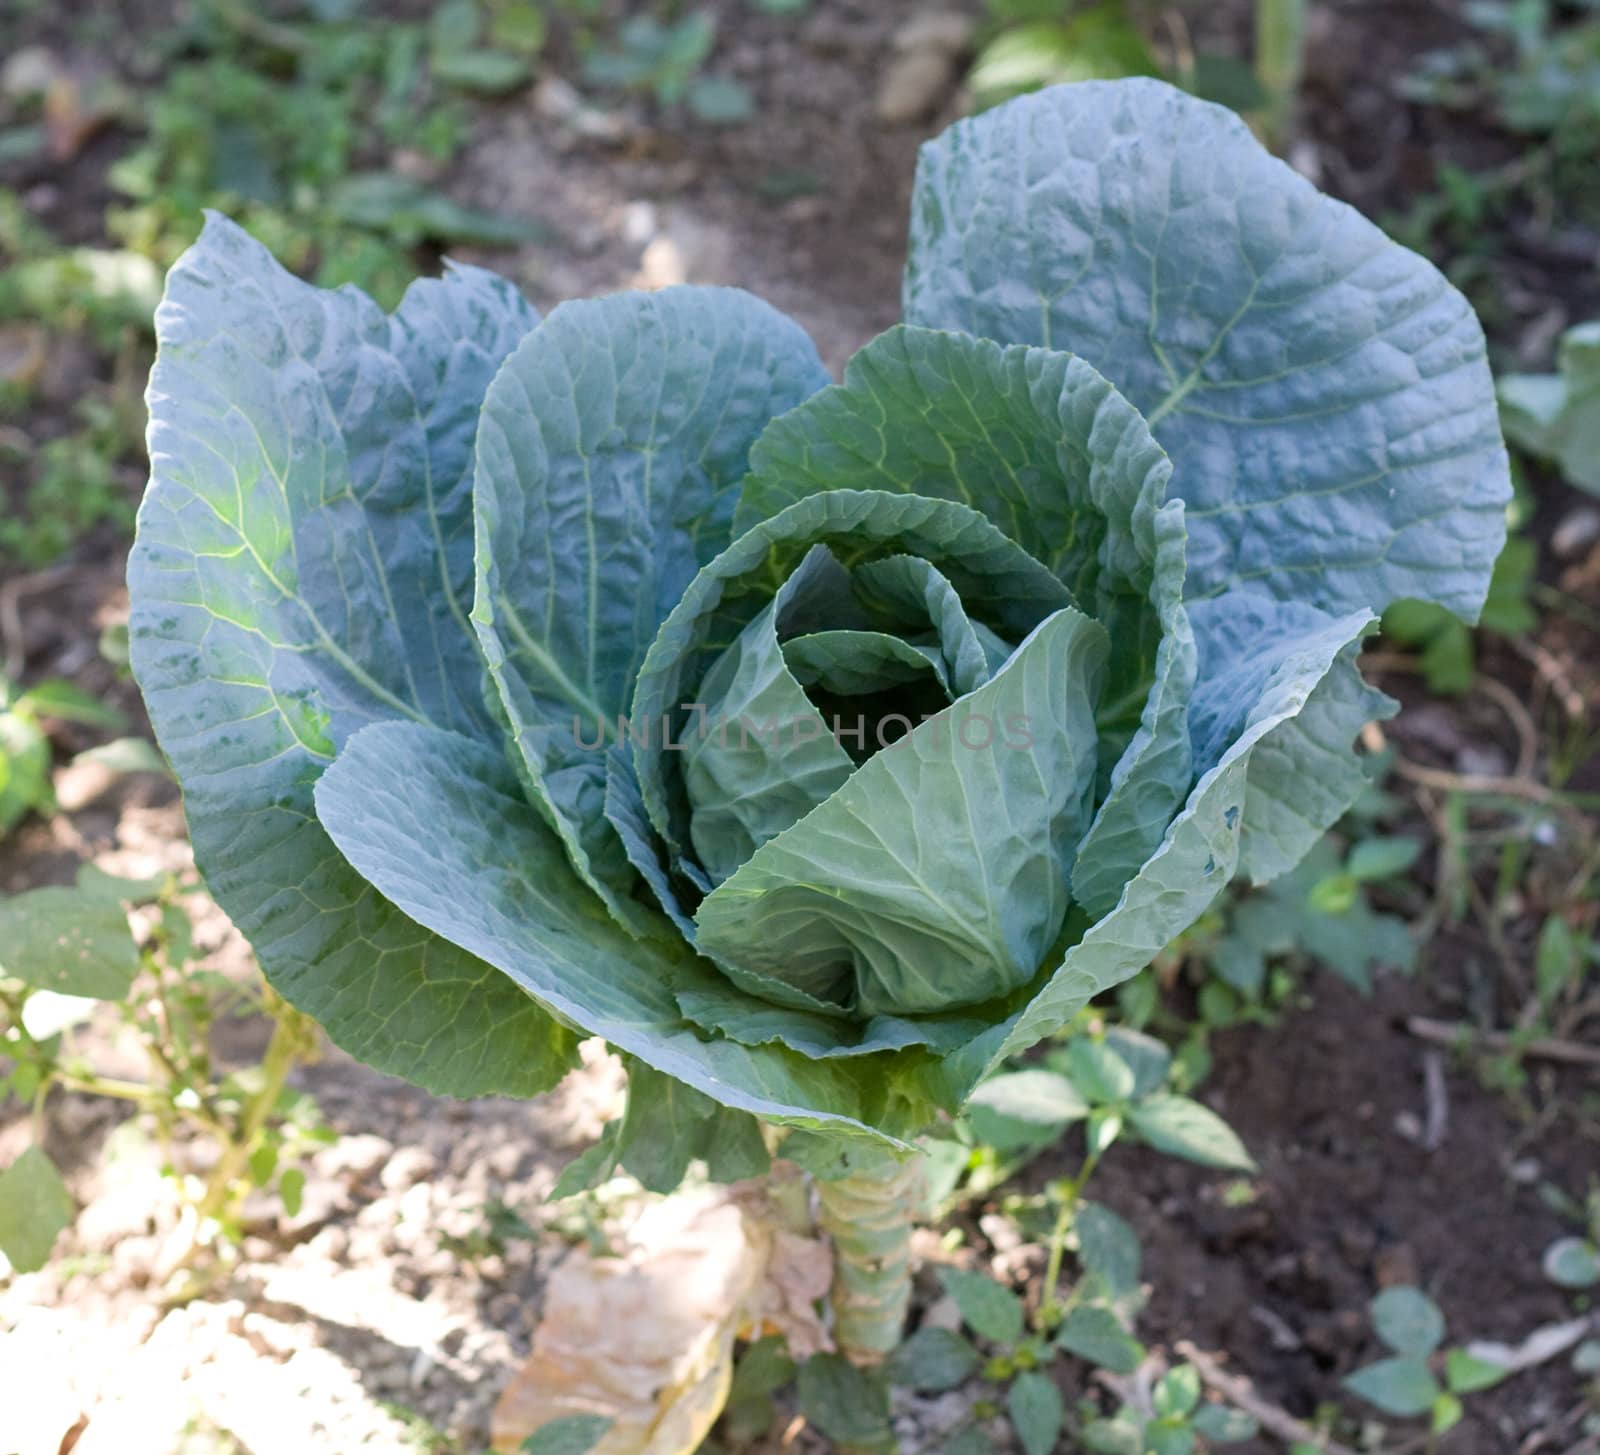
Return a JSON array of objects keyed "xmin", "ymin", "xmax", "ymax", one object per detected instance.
[
  {"xmin": 0, "ymin": 869, "xmax": 329, "ymax": 1289},
  {"xmin": 1343, "ymin": 1286, "xmax": 1510, "ymax": 1440}
]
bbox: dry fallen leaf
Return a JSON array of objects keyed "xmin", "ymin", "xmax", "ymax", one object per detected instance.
[{"xmin": 491, "ymin": 1183, "xmax": 833, "ymax": 1455}]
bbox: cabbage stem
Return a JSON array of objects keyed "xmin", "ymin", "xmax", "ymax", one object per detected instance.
[{"xmin": 816, "ymin": 1152, "xmax": 924, "ymax": 1365}]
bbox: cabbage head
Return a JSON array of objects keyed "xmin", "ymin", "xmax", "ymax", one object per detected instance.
[{"xmin": 129, "ymin": 80, "xmax": 1510, "ymax": 1168}]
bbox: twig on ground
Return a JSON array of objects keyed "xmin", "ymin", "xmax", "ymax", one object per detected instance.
[
  {"xmin": 1405, "ymin": 1016, "xmax": 1600, "ymax": 1069},
  {"xmin": 1391, "ymin": 755, "xmax": 1563, "ymax": 806},
  {"xmin": 1421, "ymin": 1050, "xmax": 1449, "ymax": 1151},
  {"xmin": 1504, "ymin": 632, "xmax": 1588, "ymax": 722},
  {"xmin": 1174, "ymin": 1340, "xmax": 1360, "ymax": 1455},
  {"xmin": 1517, "ymin": 1399, "xmax": 1600, "ymax": 1455},
  {"xmin": 1475, "ymin": 675, "xmax": 1540, "ymax": 782},
  {"xmin": 0, "ymin": 563, "xmax": 83, "ymax": 681},
  {"xmin": 1467, "ymin": 1314, "xmax": 1595, "ymax": 1373}
]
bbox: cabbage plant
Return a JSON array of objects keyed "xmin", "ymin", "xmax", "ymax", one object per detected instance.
[{"xmin": 130, "ymin": 80, "xmax": 1509, "ymax": 1362}]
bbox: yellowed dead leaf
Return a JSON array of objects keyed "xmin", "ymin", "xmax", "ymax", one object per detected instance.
[{"xmin": 491, "ymin": 1183, "xmax": 832, "ymax": 1455}]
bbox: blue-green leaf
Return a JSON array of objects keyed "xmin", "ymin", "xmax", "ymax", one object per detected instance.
[
  {"xmin": 1128, "ymin": 1094, "xmax": 1254, "ymax": 1172},
  {"xmin": 796, "ymin": 1354, "xmax": 893, "ymax": 1449},
  {"xmin": 0, "ymin": 1147, "xmax": 74, "ymax": 1274},
  {"xmin": 312, "ymin": 720, "xmax": 905, "ymax": 1144},
  {"xmin": 938, "ymin": 1267, "xmax": 1025, "ymax": 1346},
  {"xmin": 905, "ymin": 79, "xmax": 1511, "ymax": 622},
  {"xmin": 737, "ymin": 326, "xmax": 1172, "ymax": 611},
  {"xmin": 1075, "ymin": 1201, "xmax": 1141, "ymax": 1298},
  {"xmin": 886, "ymin": 1327, "xmax": 982, "ymax": 1392},
  {"xmin": 1371, "ymin": 1287, "xmax": 1446, "ymax": 1358},
  {"xmin": 1343, "ymin": 1356, "xmax": 1440, "ymax": 1417},
  {"xmin": 520, "ymin": 1414, "xmax": 614, "ymax": 1455},
  {"xmin": 472, "ymin": 287, "xmax": 829, "ymax": 923},
  {"xmin": 631, "ymin": 488, "xmax": 1075, "ymax": 876},
  {"xmin": 128, "ymin": 214, "xmax": 575, "ymax": 1097},
  {"xmin": 966, "ymin": 1069, "xmax": 1089, "ymax": 1151},
  {"xmin": 1008, "ymin": 1371, "xmax": 1064, "ymax": 1455},
  {"xmin": 1056, "ymin": 1305, "xmax": 1143, "ymax": 1373},
  {"xmin": 1064, "ymin": 1037, "xmax": 1137, "ymax": 1104},
  {"xmin": 932, "ymin": 604, "xmax": 1373, "ymax": 1100},
  {"xmin": 695, "ymin": 606, "xmax": 1108, "ymax": 1017},
  {"xmin": 681, "ymin": 548, "xmax": 860, "ymax": 886},
  {"xmin": 1543, "ymin": 1236, "xmax": 1600, "ymax": 1289},
  {"xmin": 0, "ymin": 886, "xmax": 138, "ymax": 999}
]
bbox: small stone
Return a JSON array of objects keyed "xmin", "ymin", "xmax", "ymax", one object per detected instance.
[
  {"xmin": 1457, "ymin": 744, "xmax": 1509, "ymax": 778},
  {"xmin": 316, "ymin": 1133, "xmax": 395, "ymax": 1187},
  {"xmin": 533, "ymin": 75, "xmax": 582, "ymax": 122},
  {"xmin": 875, "ymin": 48, "xmax": 957, "ymax": 124},
  {"xmin": 637, "ymin": 236, "xmax": 688, "ymax": 290},
  {"xmin": 891, "ymin": 12, "xmax": 975, "ymax": 55},
  {"xmin": 0, "ymin": 324, "xmax": 46, "ymax": 389},
  {"xmin": 979, "ymin": 1213, "xmax": 1022, "ymax": 1253},
  {"xmin": 398, "ymin": 1180, "xmax": 434, "ymax": 1230},
  {"xmin": 919, "ymin": 1294, "xmax": 963, "ymax": 1333},
  {"xmin": 486, "ymin": 1141, "xmax": 531, "ymax": 1182},
  {"xmin": 390, "ymin": 149, "xmax": 438, "ymax": 182},
  {"xmin": 381, "ymin": 1147, "xmax": 437, "ymax": 1193},
  {"xmin": 1, "ymin": 46, "xmax": 58, "ymax": 100},
  {"xmin": 1553, "ymin": 506, "xmax": 1600, "ymax": 560},
  {"xmin": 306, "ymin": 1224, "xmax": 350, "ymax": 1262},
  {"xmin": 620, "ymin": 200, "xmax": 658, "ymax": 248},
  {"xmin": 410, "ymin": 1345, "xmax": 440, "ymax": 1388},
  {"xmin": 280, "ymin": 1177, "xmax": 350, "ymax": 1241}
]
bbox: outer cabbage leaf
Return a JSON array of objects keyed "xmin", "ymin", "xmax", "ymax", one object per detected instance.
[
  {"xmin": 1187, "ymin": 593, "xmax": 1394, "ymax": 883},
  {"xmin": 695, "ymin": 606, "xmax": 1109, "ymax": 1016},
  {"xmin": 1069, "ymin": 499, "xmax": 1194, "ymax": 918},
  {"xmin": 736, "ymin": 326, "xmax": 1172, "ymax": 618},
  {"xmin": 931, "ymin": 603, "xmax": 1376, "ymax": 1103},
  {"xmin": 471, "ymin": 287, "xmax": 830, "ymax": 920},
  {"xmin": 313, "ymin": 721, "xmax": 913, "ymax": 1145},
  {"xmin": 128, "ymin": 214, "xmax": 577, "ymax": 1097},
  {"xmin": 903, "ymin": 78, "xmax": 1510, "ymax": 623}
]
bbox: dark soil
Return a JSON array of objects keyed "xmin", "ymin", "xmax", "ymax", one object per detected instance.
[{"xmin": 1012, "ymin": 974, "xmax": 1593, "ymax": 1454}]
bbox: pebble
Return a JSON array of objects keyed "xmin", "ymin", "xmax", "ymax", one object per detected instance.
[
  {"xmin": 1552, "ymin": 506, "xmax": 1600, "ymax": 559},
  {"xmin": 1456, "ymin": 744, "xmax": 1510, "ymax": 778},
  {"xmin": 620, "ymin": 200, "xmax": 658, "ymax": 249},
  {"xmin": 1, "ymin": 46, "xmax": 57, "ymax": 100},
  {"xmin": 875, "ymin": 48, "xmax": 957, "ymax": 125},
  {"xmin": 381, "ymin": 1147, "xmax": 437, "ymax": 1193},
  {"xmin": 891, "ymin": 11, "xmax": 976, "ymax": 55},
  {"xmin": 876, "ymin": 6, "xmax": 975, "ymax": 124},
  {"xmin": 637, "ymin": 235, "xmax": 688, "ymax": 289},
  {"xmin": 978, "ymin": 1212, "xmax": 1022, "ymax": 1253},
  {"xmin": 316, "ymin": 1134, "xmax": 395, "ymax": 1187}
]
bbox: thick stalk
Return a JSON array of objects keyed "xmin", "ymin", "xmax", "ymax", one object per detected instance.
[{"xmin": 815, "ymin": 1152, "xmax": 924, "ymax": 1366}]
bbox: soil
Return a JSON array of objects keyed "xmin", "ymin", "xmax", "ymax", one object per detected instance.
[{"xmin": 2, "ymin": 1, "xmax": 1598, "ymax": 1453}]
